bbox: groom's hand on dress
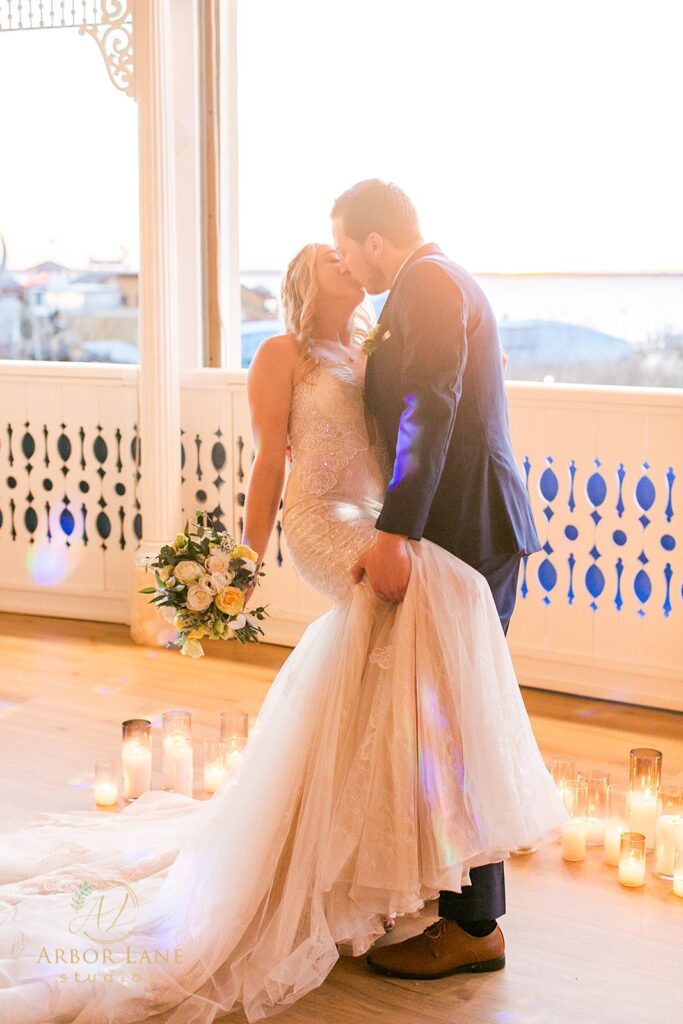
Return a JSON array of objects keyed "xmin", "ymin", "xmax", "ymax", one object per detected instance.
[{"xmin": 351, "ymin": 531, "xmax": 411, "ymax": 603}]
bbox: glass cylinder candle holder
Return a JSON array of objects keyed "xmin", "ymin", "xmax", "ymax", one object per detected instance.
[
  {"xmin": 162, "ymin": 710, "xmax": 192, "ymax": 791},
  {"xmin": 220, "ymin": 707, "xmax": 249, "ymax": 742},
  {"xmin": 550, "ymin": 755, "xmax": 576, "ymax": 796},
  {"xmin": 561, "ymin": 780, "xmax": 588, "ymax": 862},
  {"xmin": 578, "ymin": 769, "xmax": 609, "ymax": 846},
  {"xmin": 618, "ymin": 832, "xmax": 646, "ymax": 887},
  {"xmin": 223, "ymin": 735, "xmax": 248, "ymax": 773},
  {"xmin": 204, "ymin": 738, "xmax": 229, "ymax": 795},
  {"xmin": 629, "ymin": 747, "xmax": 662, "ymax": 850},
  {"xmin": 604, "ymin": 784, "xmax": 631, "ymax": 866},
  {"xmin": 673, "ymin": 845, "xmax": 683, "ymax": 898},
  {"xmin": 121, "ymin": 719, "xmax": 152, "ymax": 801},
  {"xmin": 654, "ymin": 787, "xmax": 683, "ymax": 880},
  {"xmin": 510, "ymin": 844, "xmax": 538, "ymax": 857},
  {"xmin": 94, "ymin": 760, "xmax": 119, "ymax": 806}
]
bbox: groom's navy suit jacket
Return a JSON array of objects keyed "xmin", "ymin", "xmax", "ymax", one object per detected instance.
[{"xmin": 364, "ymin": 242, "xmax": 541, "ymax": 565}]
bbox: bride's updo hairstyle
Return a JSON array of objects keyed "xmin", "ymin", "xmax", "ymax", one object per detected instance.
[{"xmin": 281, "ymin": 243, "xmax": 374, "ymax": 383}]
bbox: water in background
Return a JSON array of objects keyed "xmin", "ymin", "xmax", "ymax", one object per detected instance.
[
  {"xmin": 241, "ymin": 271, "xmax": 683, "ymax": 345},
  {"xmin": 240, "ymin": 271, "xmax": 683, "ymax": 385}
]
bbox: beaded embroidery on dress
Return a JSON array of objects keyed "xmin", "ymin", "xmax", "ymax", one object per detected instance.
[{"xmin": 0, "ymin": 359, "xmax": 568, "ymax": 1024}]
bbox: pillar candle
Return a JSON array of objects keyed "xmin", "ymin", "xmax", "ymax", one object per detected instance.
[
  {"xmin": 604, "ymin": 821, "xmax": 625, "ymax": 866},
  {"xmin": 122, "ymin": 742, "xmax": 152, "ymax": 799},
  {"xmin": 94, "ymin": 778, "xmax": 118, "ymax": 806},
  {"xmin": 164, "ymin": 736, "xmax": 193, "ymax": 796},
  {"xmin": 618, "ymin": 855, "xmax": 646, "ymax": 887},
  {"xmin": 561, "ymin": 818, "xmax": 586, "ymax": 861},
  {"xmin": 655, "ymin": 816, "xmax": 683, "ymax": 878},
  {"xmin": 630, "ymin": 791, "xmax": 658, "ymax": 849},
  {"xmin": 204, "ymin": 759, "xmax": 227, "ymax": 794},
  {"xmin": 586, "ymin": 817, "xmax": 605, "ymax": 845}
]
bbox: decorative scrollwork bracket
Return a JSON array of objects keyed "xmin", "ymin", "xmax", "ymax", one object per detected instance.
[
  {"xmin": 0, "ymin": 0, "xmax": 135, "ymax": 100},
  {"xmin": 78, "ymin": 1, "xmax": 135, "ymax": 100}
]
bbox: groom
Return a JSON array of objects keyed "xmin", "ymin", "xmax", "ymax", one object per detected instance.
[{"xmin": 331, "ymin": 179, "xmax": 541, "ymax": 980}]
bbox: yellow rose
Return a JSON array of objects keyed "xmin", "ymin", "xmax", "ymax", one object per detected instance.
[
  {"xmin": 187, "ymin": 625, "xmax": 206, "ymax": 639},
  {"xmin": 215, "ymin": 586, "xmax": 245, "ymax": 616},
  {"xmin": 232, "ymin": 544, "xmax": 259, "ymax": 563}
]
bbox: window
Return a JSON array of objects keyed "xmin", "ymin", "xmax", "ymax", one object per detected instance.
[
  {"xmin": 0, "ymin": 24, "xmax": 139, "ymax": 364},
  {"xmin": 234, "ymin": 0, "xmax": 683, "ymax": 386}
]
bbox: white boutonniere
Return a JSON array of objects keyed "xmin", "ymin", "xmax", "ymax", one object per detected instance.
[{"xmin": 361, "ymin": 323, "xmax": 391, "ymax": 357}]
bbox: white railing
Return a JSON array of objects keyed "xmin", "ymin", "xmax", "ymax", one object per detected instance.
[
  {"xmin": 0, "ymin": 362, "xmax": 680, "ymax": 710},
  {"xmin": 504, "ymin": 381, "xmax": 680, "ymax": 710}
]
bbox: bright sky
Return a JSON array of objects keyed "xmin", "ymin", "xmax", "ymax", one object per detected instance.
[{"xmin": 1, "ymin": 0, "xmax": 681, "ymax": 274}]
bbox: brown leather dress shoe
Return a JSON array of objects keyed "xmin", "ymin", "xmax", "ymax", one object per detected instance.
[{"xmin": 366, "ymin": 918, "xmax": 505, "ymax": 980}]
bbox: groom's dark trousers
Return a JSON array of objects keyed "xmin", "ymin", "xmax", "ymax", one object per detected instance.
[
  {"xmin": 437, "ymin": 551, "xmax": 522, "ymax": 922},
  {"xmin": 364, "ymin": 242, "xmax": 542, "ymax": 927}
]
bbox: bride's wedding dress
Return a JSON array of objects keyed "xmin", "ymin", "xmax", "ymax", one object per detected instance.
[{"xmin": 0, "ymin": 358, "xmax": 567, "ymax": 1024}]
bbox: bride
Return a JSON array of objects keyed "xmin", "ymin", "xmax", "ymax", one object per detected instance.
[{"xmin": 0, "ymin": 242, "xmax": 568, "ymax": 1024}]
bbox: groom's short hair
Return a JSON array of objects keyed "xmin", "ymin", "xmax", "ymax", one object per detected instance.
[{"xmin": 332, "ymin": 179, "xmax": 421, "ymax": 247}]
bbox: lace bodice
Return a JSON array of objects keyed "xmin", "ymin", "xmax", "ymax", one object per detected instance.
[
  {"xmin": 280, "ymin": 360, "xmax": 392, "ymax": 602},
  {"xmin": 284, "ymin": 359, "xmax": 390, "ymax": 505}
]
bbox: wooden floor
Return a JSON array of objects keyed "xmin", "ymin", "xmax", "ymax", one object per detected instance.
[{"xmin": 1, "ymin": 610, "xmax": 681, "ymax": 1024}]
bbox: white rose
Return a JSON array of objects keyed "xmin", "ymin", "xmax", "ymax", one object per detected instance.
[
  {"xmin": 186, "ymin": 584, "xmax": 212, "ymax": 612},
  {"xmin": 199, "ymin": 573, "xmax": 217, "ymax": 594},
  {"xmin": 174, "ymin": 560, "xmax": 204, "ymax": 584},
  {"xmin": 206, "ymin": 550, "xmax": 231, "ymax": 574},
  {"xmin": 227, "ymin": 614, "xmax": 246, "ymax": 631},
  {"xmin": 208, "ymin": 570, "xmax": 232, "ymax": 594}
]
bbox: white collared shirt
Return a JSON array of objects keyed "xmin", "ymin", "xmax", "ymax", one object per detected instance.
[{"xmin": 390, "ymin": 241, "xmax": 427, "ymax": 289}]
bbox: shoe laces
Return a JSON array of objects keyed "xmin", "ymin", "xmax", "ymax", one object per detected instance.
[{"xmin": 423, "ymin": 918, "xmax": 448, "ymax": 940}]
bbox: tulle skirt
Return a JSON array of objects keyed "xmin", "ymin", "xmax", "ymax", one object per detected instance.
[{"xmin": 0, "ymin": 537, "xmax": 568, "ymax": 1024}]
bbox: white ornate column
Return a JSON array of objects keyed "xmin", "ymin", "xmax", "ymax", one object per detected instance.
[
  {"xmin": 129, "ymin": 0, "xmax": 183, "ymax": 646},
  {"xmin": 219, "ymin": 0, "xmax": 242, "ymax": 369}
]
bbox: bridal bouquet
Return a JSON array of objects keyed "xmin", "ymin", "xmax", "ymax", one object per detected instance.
[{"xmin": 136, "ymin": 512, "xmax": 268, "ymax": 658}]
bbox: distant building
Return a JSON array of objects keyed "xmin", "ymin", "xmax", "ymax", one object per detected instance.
[
  {"xmin": 0, "ymin": 268, "xmax": 23, "ymax": 299},
  {"xmin": 241, "ymin": 283, "xmax": 279, "ymax": 321},
  {"xmin": 500, "ymin": 320, "xmax": 631, "ymax": 367}
]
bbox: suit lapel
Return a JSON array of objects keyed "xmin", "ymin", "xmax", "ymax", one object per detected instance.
[
  {"xmin": 380, "ymin": 242, "xmax": 444, "ymax": 321},
  {"xmin": 363, "ymin": 242, "xmax": 444, "ymax": 399}
]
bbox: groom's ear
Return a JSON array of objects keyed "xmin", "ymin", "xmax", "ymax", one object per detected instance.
[{"xmin": 366, "ymin": 232, "xmax": 384, "ymax": 259}]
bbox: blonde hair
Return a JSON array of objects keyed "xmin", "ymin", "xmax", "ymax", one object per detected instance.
[{"xmin": 280, "ymin": 243, "xmax": 374, "ymax": 383}]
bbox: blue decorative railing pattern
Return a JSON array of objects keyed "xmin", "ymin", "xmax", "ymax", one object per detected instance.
[
  {"xmin": 1, "ymin": 408, "xmax": 679, "ymax": 622},
  {"xmin": 520, "ymin": 453, "xmax": 677, "ymax": 619},
  {"xmin": 1, "ymin": 419, "xmax": 141, "ymax": 551},
  {"xmin": 0, "ymin": 372, "xmax": 680, "ymax": 711}
]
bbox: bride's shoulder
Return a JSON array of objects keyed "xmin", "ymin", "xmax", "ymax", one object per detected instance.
[
  {"xmin": 254, "ymin": 331, "xmax": 299, "ymax": 358},
  {"xmin": 249, "ymin": 332, "xmax": 300, "ymax": 380}
]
